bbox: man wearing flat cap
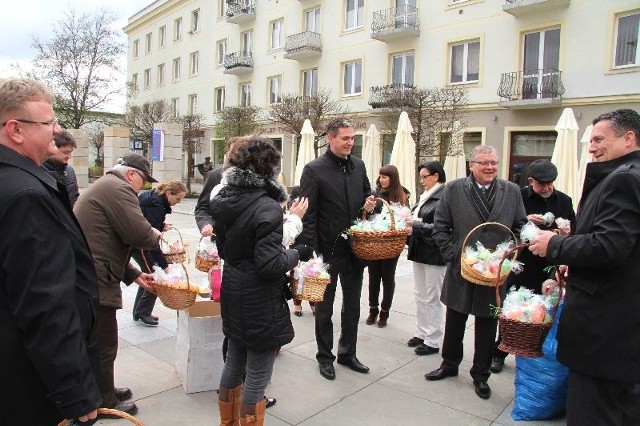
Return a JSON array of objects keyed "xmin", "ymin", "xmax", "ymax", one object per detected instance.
[
  {"xmin": 74, "ymin": 152, "xmax": 162, "ymax": 419},
  {"xmin": 490, "ymin": 158, "xmax": 576, "ymax": 373}
]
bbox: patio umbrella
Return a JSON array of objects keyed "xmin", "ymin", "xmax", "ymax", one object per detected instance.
[
  {"xmin": 363, "ymin": 124, "xmax": 382, "ymax": 187},
  {"xmin": 293, "ymin": 119, "xmax": 316, "ymax": 186},
  {"xmin": 389, "ymin": 111, "xmax": 417, "ymax": 204},
  {"xmin": 551, "ymin": 108, "xmax": 580, "ymax": 203},
  {"xmin": 576, "ymin": 124, "xmax": 593, "ymax": 206},
  {"xmin": 443, "ymin": 121, "xmax": 468, "ymax": 181}
]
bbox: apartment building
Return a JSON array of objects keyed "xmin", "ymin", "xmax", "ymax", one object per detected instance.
[{"xmin": 124, "ymin": 0, "xmax": 640, "ymax": 184}]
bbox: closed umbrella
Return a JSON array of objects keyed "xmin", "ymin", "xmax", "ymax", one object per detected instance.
[
  {"xmin": 551, "ymin": 108, "xmax": 580, "ymax": 203},
  {"xmin": 293, "ymin": 119, "xmax": 316, "ymax": 186},
  {"xmin": 576, "ymin": 124, "xmax": 593, "ymax": 206},
  {"xmin": 389, "ymin": 111, "xmax": 417, "ymax": 204},
  {"xmin": 363, "ymin": 124, "xmax": 382, "ymax": 187},
  {"xmin": 443, "ymin": 121, "xmax": 467, "ymax": 181}
]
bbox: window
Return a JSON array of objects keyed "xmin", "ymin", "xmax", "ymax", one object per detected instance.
[
  {"xmin": 191, "ymin": 9, "xmax": 200, "ymax": 33},
  {"xmin": 219, "ymin": 0, "xmax": 228, "ymax": 18},
  {"xmin": 172, "ymin": 57, "xmax": 181, "ymax": 80},
  {"xmin": 268, "ymin": 75, "xmax": 282, "ymax": 104},
  {"xmin": 188, "ymin": 94, "xmax": 198, "ymax": 114},
  {"xmin": 614, "ymin": 12, "xmax": 640, "ymax": 67},
  {"xmin": 131, "ymin": 73, "xmax": 138, "ymax": 92},
  {"xmin": 158, "ymin": 26, "xmax": 166, "ymax": 48},
  {"xmin": 143, "ymin": 69, "xmax": 151, "ymax": 89},
  {"xmin": 240, "ymin": 83, "xmax": 252, "ymax": 107},
  {"xmin": 522, "ymin": 28, "xmax": 560, "ymax": 99},
  {"xmin": 450, "ymin": 40, "xmax": 480, "ymax": 83},
  {"xmin": 343, "ymin": 60, "xmax": 362, "ymax": 95},
  {"xmin": 392, "ymin": 52, "xmax": 414, "ymax": 86},
  {"xmin": 171, "ymin": 97, "xmax": 179, "ymax": 118},
  {"xmin": 270, "ymin": 19, "xmax": 284, "ymax": 49},
  {"xmin": 345, "ymin": 0, "xmax": 364, "ymax": 29},
  {"xmin": 509, "ymin": 131, "xmax": 557, "ymax": 187},
  {"xmin": 174, "ymin": 18, "xmax": 182, "ymax": 41},
  {"xmin": 305, "ymin": 7, "xmax": 321, "ymax": 32},
  {"xmin": 145, "ymin": 33, "xmax": 152, "ymax": 54},
  {"xmin": 351, "ymin": 135, "xmax": 364, "ymax": 158},
  {"xmin": 214, "ymin": 87, "xmax": 225, "ymax": 112},
  {"xmin": 190, "ymin": 51, "xmax": 199, "ymax": 76},
  {"xmin": 242, "ymin": 30, "xmax": 253, "ymax": 55},
  {"xmin": 302, "ymin": 68, "xmax": 318, "ymax": 97},
  {"xmin": 157, "ymin": 64, "xmax": 165, "ymax": 86},
  {"xmin": 216, "ymin": 39, "xmax": 227, "ymax": 66},
  {"xmin": 133, "ymin": 39, "xmax": 139, "ymax": 58}
]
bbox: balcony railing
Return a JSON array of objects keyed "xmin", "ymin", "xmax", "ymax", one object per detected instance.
[
  {"xmin": 503, "ymin": 0, "xmax": 570, "ymax": 17},
  {"xmin": 371, "ymin": 6, "xmax": 419, "ymax": 41},
  {"xmin": 369, "ymin": 84, "xmax": 416, "ymax": 109},
  {"xmin": 226, "ymin": 0, "xmax": 255, "ymax": 23},
  {"xmin": 498, "ymin": 69, "xmax": 565, "ymax": 107},
  {"xmin": 223, "ymin": 51, "xmax": 253, "ymax": 74},
  {"xmin": 284, "ymin": 31, "xmax": 322, "ymax": 59}
]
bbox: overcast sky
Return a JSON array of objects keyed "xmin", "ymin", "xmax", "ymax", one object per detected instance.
[{"xmin": 0, "ymin": 0, "xmax": 154, "ymax": 112}]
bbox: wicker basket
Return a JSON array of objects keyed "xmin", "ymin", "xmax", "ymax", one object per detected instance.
[
  {"xmin": 58, "ymin": 408, "xmax": 144, "ymax": 426},
  {"xmin": 155, "ymin": 262, "xmax": 197, "ymax": 310},
  {"xmin": 460, "ymin": 222, "xmax": 521, "ymax": 287},
  {"xmin": 290, "ymin": 274, "xmax": 330, "ymax": 302},
  {"xmin": 160, "ymin": 227, "xmax": 188, "ymax": 264},
  {"xmin": 195, "ymin": 236, "xmax": 220, "ymax": 272},
  {"xmin": 349, "ymin": 198, "xmax": 410, "ymax": 261}
]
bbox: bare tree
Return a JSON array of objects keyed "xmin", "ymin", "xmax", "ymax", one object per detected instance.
[
  {"xmin": 88, "ymin": 129, "xmax": 105, "ymax": 168},
  {"xmin": 122, "ymin": 99, "xmax": 172, "ymax": 158},
  {"xmin": 212, "ymin": 106, "xmax": 262, "ymax": 142},
  {"xmin": 180, "ymin": 114, "xmax": 205, "ymax": 194}
]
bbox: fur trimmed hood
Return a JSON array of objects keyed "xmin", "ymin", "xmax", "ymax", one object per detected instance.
[{"xmin": 223, "ymin": 166, "xmax": 288, "ymax": 203}]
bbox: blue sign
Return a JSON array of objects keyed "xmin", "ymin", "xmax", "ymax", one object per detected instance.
[{"xmin": 151, "ymin": 129, "xmax": 164, "ymax": 161}]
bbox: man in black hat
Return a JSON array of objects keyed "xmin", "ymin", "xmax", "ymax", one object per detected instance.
[{"xmin": 490, "ymin": 158, "xmax": 576, "ymax": 373}]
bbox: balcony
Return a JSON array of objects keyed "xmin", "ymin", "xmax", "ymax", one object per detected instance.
[
  {"xmin": 223, "ymin": 52, "xmax": 253, "ymax": 75},
  {"xmin": 503, "ymin": 0, "xmax": 570, "ymax": 17},
  {"xmin": 368, "ymin": 84, "xmax": 416, "ymax": 109},
  {"xmin": 226, "ymin": 0, "xmax": 255, "ymax": 24},
  {"xmin": 371, "ymin": 6, "xmax": 419, "ymax": 42},
  {"xmin": 497, "ymin": 69, "xmax": 565, "ymax": 109},
  {"xmin": 284, "ymin": 32, "xmax": 322, "ymax": 60}
]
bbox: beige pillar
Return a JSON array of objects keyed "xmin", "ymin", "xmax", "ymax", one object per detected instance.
[
  {"xmin": 103, "ymin": 126, "xmax": 132, "ymax": 172},
  {"xmin": 67, "ymin": 128, "xmax": 89, "ymax": 189},
  {"xmin": 152, "ymin": 122, "xmax": 183, "ymax": 183}
]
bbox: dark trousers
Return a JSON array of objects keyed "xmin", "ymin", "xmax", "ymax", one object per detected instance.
[
  {"xmin": 367, "ymin": 256, "xmax": 400, "ymax": 312},
  {"xmin": 315, "ymin": 267, "xmax": 364, "ymax": 364},
  {"xmin": 441, "ymin": 307, "xmax": 498, "ymax": 382},
  {"xmin": 133, "ymin": 286, "xmax": 158, "ymax": 317},
  {"xmin": 567, "ymin": 370, "xmax": 640, "ymax": 425},
  {"xmin": 97, "ymin": 305, "xmax": 118, "ymax": 408}
]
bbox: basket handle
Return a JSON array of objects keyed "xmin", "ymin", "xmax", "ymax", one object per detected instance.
[
  {"xmin": 58, "ymin": 408, "xmax": 145, "ymax": 426},
  {"xmin": 494, "ymin": 242, "xmax": 528, "ymax": 306},
  {"xmin": 160, "ymin": 226, "xmax": 190, "ymax": 263},
  {"xmin": 360, "ymin": 197, "xmax": 397, "ymax": 231},
  {"xmin": 140, "ymin": 248, "xmax": 191, "ymax": 293},
  {"xmin": 461, "ymin": 221, "xmax": 517, "ymax": 259}
]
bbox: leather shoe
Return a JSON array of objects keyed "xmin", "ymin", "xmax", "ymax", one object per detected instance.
[
  {"xmin": 114, "ymin": 387, "xmax": 132, "ymax": 401},
  {"xmin": 474, "ymin": 380, "xmax": 491, "ymax": 399},
  {"xmin": 407, "ymin": 337, "xmax": 424, "ymax": 347},
  {"xmin": 265, "ymin": 396, "xmax": 276, "ymax": 408},
  {"xmin": 98, "ymin": 401, "xmax": 139, "ymax": 418},
  {"xmin": 489, "ymin": 357, "xmax": 505, "ymax": 373},
  {"xmin": 337, "ymin": 357, "xmax": 370, "ymax": 373},
  {"xmin": 133, "ymin": 314, "xmax": 158, "ymax": 321},
  {"xmin": 425, "ymin": 367, "xmax": 458, "ymax": 381},
  {"xmin": 138, "ymin": 315, "xmax": 158, "ymax": 326},
  {"xmin": 318, "ymin": 362, "xmax": 335, "ymax": 380},
  {"xmin": 414, "ymin": 344, "xmax": 439, "ymax": 356}
]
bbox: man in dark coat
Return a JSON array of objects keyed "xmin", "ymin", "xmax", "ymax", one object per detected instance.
[
  {"xmin": 299, "ymin": 117, "xmax": 375, "ymax": 380},
  {"xmin": 529, "ymin": 109, "xmax": 640, "ymax": 424},
  {"xmin": 42, "ymin": 129, "xmax": 80, "ymax": 207},
  {"xmin": 426, "ymin": 145, "xmax": 527, "ymax": 400},
  {"xmin": 490, "ymin": 159, "xmax": 576, "ymax": 373},
  {"xmin": 0, "ymin": 78, "xmax": 101, "ymax": 425}
]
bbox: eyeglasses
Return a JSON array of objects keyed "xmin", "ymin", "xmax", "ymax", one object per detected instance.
[
  {"xmin": 471, "ymin": 160, "xmax": 499, "ymax": 167},
  {"xmin": 419, "ymin": 174, "xmax": 433, "ymax": 180},
  {"xmin": 1, "ymin": 118, "xmax": 59, "ymax": 127}
]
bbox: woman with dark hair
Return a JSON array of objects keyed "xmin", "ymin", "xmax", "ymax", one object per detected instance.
[
  {"xmin": 405, "ymin": 161, "xmax": 447, "ymax": 356},
  {"xmin": 210, "ymin": 137, "xmax": 312, "ymax": 426},
  {"xmin": 365, "ymin": 164, "xmax": 409, "ymax": 328}
]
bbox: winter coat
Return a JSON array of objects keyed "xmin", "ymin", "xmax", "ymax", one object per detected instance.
[
  {"xmin": 407, "ymin": 185, "xmax": 446, "ymax": 265},
  {"xmin": 195, "ymin": 168, "xmax": 223, "ymax": 231},
  {"xmin": 42, "ymin": 159, "xmax": 80, "ymax": 207},
  {"xmin": 131, "ymin": 189, "xmax": 171, "ymax": 272},
  {"xmin": 74, "ymin": 171, "xmax": 159, "ymax": 308},
  {"xmin": 299, "ymin": 150, "xmax": 372, "ymax": 273},
  {"xmin": 210, "ymin": 167, "xmax": 298, "ymax": 351},
  {"xmin": 0, "ymin": 145, "xmax": 101, "ymax": 425},
  {"xmin": 433, "ymin": 176, "xmax": 527, "ymax": 317},
  {"xmin": 548, "ymin": 151, "xmax": 640, "ymax": 382}
]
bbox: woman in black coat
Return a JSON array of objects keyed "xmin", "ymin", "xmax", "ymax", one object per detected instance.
[
  {"xmin": 406, "ymin": 161, "xmax": 447, "ymax": 356},
  {"xmin": 210, "ymin": 137, "xmax": 310, "ymax": 425}
]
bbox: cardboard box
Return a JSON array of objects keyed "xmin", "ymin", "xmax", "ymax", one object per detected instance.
[{"xmin": 175, "ymin": 301, "xmax": 225, "ymax": 393}]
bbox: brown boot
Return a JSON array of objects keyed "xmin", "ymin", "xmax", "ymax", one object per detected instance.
[
  {"xmin": 219, "ymin": 384, "xmax": 242, "ymax": 426},
  {"xmin": 239, "ymin": 398, "xmax": 266, "ymax": 425},
  {"xmin": 378, "ymin": 310, "xmax": 389, "ymax": 328},
  {"xmin": 365, "ymin": 307, "xmax": 378, "ymax": 325}
]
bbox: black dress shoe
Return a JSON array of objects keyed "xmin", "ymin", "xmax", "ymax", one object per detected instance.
[
  {"xmin": 114, "ymin": 387, "xmax": 132, "ymax": 401},
  {"xmin": 138, "ymin": 315, "xmax": 158, "ymax": 326},
  {"xmin": 474, "ymin": 380, "xmax": 491, "ymax": 399},
  {"xmin": 265, "ymin": 396, "xmax": 276, "ymax": 408},
  {"xmin": 98, "ymin": 401, "xmax": 139, "ymax": 418},
  {"xmin": 318, "ymin": 362, "xmax": 335, "ymax": 380},
  {"xmin": 424, "ymin": 367, "xmax": 458, "ymax": 381},
  {"xmin": 414, "ymin": 344, "xmax": 439, "ymax": 356},
  {"xmin": 489, "ymin": 356, "xmax": 505, "ymax": 373},
  {"xmin": 407, "ymin": 337, "xmax": 424, "ymax": 347},
  {"xmin": 134, "ymin": 314, "xmax": 158, "ymax": 321},
  {"xmin": 337, "ymin": 357, "xmax": 370, "ymax": 373}
]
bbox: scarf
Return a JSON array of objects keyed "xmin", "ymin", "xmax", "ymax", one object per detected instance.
[
  {"xmin": 412, "ymin": 182, "xmax": 442, "ymax": 220},
  {"xmin": 468, "ymin": 177, "xmax": 496, "ymax": 222}
]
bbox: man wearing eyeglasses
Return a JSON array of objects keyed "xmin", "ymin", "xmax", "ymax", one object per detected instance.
[
  {"xmin": 43, "ymin": 130, "xmax": 80, "ymax": 207},
  {"xmin": 74, "ymin": 152, "xmax": 162, "ymax": 419},
  {"xmin": 0, "ymin": 78, "xmax": 101, "ymax": 424},
  {"xmin": 426, "ymin": 145, "xmax": 527, "ymax": 400}
]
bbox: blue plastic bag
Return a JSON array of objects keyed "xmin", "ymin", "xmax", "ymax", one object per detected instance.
[{"xmin": 511, "ymin": 302, "xmax": 568, "ymax": 421}]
